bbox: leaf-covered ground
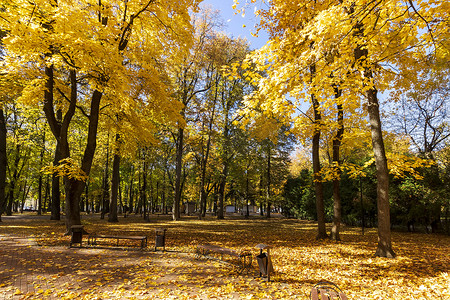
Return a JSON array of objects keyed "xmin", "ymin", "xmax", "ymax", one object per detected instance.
[{"xmin": 0, "ymin": 214, "xmax": 449, "ymax": 299}]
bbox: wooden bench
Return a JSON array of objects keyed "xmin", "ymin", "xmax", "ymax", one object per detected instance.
[
  {"xmin": 87, "ymin": 233, "xmax": 147, "ymax": 250},
  {"xmin": 310, "ymin": 282, "xmax": 348, "ymax": 300},
  {"xmin": 196, "ymin": 244, "xmax": 252, "ymax": 274}
]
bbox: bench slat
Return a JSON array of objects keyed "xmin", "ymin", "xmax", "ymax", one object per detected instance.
[{"xmin": 88, "ymin": 234, "xmax": 147, "ymax": 249}]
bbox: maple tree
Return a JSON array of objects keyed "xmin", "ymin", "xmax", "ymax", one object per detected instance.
[
  {"xmin": 233, "ymin": 0, "xmax": 449, "ymax": 257},
  {"xmin": 169, "ymin": 7, "xmax": 221, "ymax": 220},
  {"xmin": 0, "ymin": 0, "xmax": 200, "ymax": 231}
]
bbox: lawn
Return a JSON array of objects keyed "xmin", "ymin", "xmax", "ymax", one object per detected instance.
[{"xmin": 0, "ymin": 213, "xmax": 449, "ymax": 299}]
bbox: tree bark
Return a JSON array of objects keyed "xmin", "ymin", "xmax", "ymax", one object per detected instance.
[
  {"xmin": 37, "ymin": 131, "xmax": 45, "ymax": 216},
  {"xmin": 311, "ymin": 64, "xmax": 328, "ymax": 239},
  {"xmin": 50, "ymin": 143, "xmax": 61, "ymax": 220},
  {"xmin": 129, "ymin": 164, "xmax": 134, "ymax": 214},
  {"xmin": 331, "ymin": 87, "xmax": 344, "ymax": 241},
  {"xmin": 354, "ymin": 36, "xmax": 395, "ymax": 258},
  {"xmin": 6, "ymin": 143, "xmax": 21, "ymax": 216},
  {"xmin": 108, "ymin": 134, "xmax": 120, "ymax": 222},
  {"xmin": 0, "ymin": 109, "xmax": 6, "ymax": 221},
  {"xmin": 173, "ymin": 127, "xmax": 184, "ymax": 220},
  {"xmin": 217, "ymin": 163, "xmax": 228, "ymax": 220},
  {"xmin": 367, "ymin": 85, "xmax": 395, "ymax": 258},
  {"xmin": 266, "ymin": 143, "xmax": 271, "ymax": 218},
  {"xmin": 64, "ymin": 89, "xmax": 102, "ymax": 232},
  {"xmin": 101, "ymin": 137, "xmax": 110, "ymax": 219},
  {"xmin": 44, "ymin": 64, "xmax": 63, "ymax": 220},
  {"xmin": 142, "ymin": 152, "xmax": 149, "ymax": 222}
]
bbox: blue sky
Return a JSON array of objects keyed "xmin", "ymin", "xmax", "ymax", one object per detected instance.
[{"xmin": 200, "ymin": 0, "xmax": 268, "ymax": 49}]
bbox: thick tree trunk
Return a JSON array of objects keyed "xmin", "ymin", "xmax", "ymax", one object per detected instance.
[
  {"xmin": 354, "ymin": 39, "xmax": 395, "ymax": 258},
  {"xmin": 173, "ymin": 127, "xmax": 184, "ymax": 221},
  {"xmin": 64, "ymin": 178, "xmax": 84, "ymax": 232},
  {"xmin": 367, "ymin": 86, "xmax": 395, "ymax": 258},
  {"xmin": 108, "ymin": 144, "xmax": 120, "ymax": 223},
  {"xmin": 0, "ymin": 109, "xmax": 6, "ymax": 221},
  {"xmin": 64, "ymin": 89, "xmax": 102, "ymax": 232},
  {"xmin": 331, "ymin": 88, "xmax": 344, "ymax": 241},
  {"xmin": 311, "ymin": 65, "xmax": 328, "ymax": 239}
]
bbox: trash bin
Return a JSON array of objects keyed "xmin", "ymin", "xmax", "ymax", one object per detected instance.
[
  {"xmin": 257, "ymin": 252, "xmax": 269, "ymax": 275},
  {"xmin": 255, "ymin": 243, "xmax": 274, "ymax": 281},
  {"xmin": 155, "ymin": 228, "xmax": 167, "ymax": 251},
  {"xmin": 70, "ymin": 225, "xmax": 84, "ymax": 248}
]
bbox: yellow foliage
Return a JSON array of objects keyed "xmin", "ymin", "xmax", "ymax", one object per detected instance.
[
  {"xmin": 232, "ymin": 0, "xmax": 449, "ymax": 162},
  {"xmin": 41, "ymin": 158, "xmax": 89, "ymax": 182}
]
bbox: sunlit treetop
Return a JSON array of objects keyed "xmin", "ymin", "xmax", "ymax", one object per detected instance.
[{"xmin": 0, "ymin": 0, "xmax": 200, "ymax": 118}]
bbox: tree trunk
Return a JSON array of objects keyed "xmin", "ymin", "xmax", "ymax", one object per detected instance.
[
  {"xmin": 173, "ymin": 127, "xmax": 184, "ymax": 221},
  {"xmin": 50, "ymin": 143, "xmax": 61, "ymax": 220},
  {"xmin": 142, "ymin": 155, "xmax": 149, "ymax": 222},
  {"xmin": 266, "ymin": 143, "xmax": 271, "ymax": 218},
  {"xmin": 6, "ymin": 144, "xmax": 21, "ymax": 216},
  {"xmin": 331, "ymin": 87, "xmax": 344, "ymax": 241},
  {"xmin": 162, "ymin": 172, "xmax": 166, "ymax": 214},
  {"xmin": 367, "ymin": 86, "xmax": 395, "ymax": 258},
  {"xmin": 101, "ymin": 136, "xmax": 110, "ymax": 219},
  {"xmin": 44, "ymin": 64, "xmax": 63, "ymax": 221},
  {"xmin": 199, "ymin": 97, "xmax": 216, "ymax": 219},
  {"xmin": 259, "ymin": 175, "xmax": 264, "ymax": 216},
  {"xmin": 217, "ymin": 163, "xmax": 227, "ymax": 219},
  {"xmin": 84, "ymin": 179, "xmax": 89, "ymax": 213},
  {"xmin": 64, "ymin": 89, "xmax": 102, "ymax": 233},
  {"xmin": 37, "ymin": 132, "xmax": 45, "ymax": 216},
  {"xmin": 354, "ymin": 37, "xmax": 395, "ymax": 258},
  {"xmin": 108, "ymin": 134, "xmax": 120, "ymax": 223},
  {"xmin": 44, "ymin": 176, "xmax": 50, "ymax": 213},
  {"xmin": 218, "ymin": 95, "xmax": 232, "ymax": 220},
  {"xmin": 245, "ymin": 164, "xmax": 250, "ymax": 219},
  {"xmin": 0, "ymin": 109, "xmax": 6, "ymax": 221},
  {"xmin": 311, "ymin": 64, "xmax": 328, "ymax": 239},
  {"xmin": 129, "ymin": 164, "xmax": 134, "ymax": 214}
]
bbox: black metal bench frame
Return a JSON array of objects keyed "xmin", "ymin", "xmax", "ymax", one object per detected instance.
[
  {"xmin": 196, "ymin": 244, "xmax": 252, "ymax": 274},
  {"xmin": 87, "ymin": 233, "xmax": 147, "ymax": 250}
]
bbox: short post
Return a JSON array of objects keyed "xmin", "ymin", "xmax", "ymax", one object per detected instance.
[
  {"xmin": 70, "ymin": 225, "xmax": 84, "ymax": 248},
  {"xmin": 155, "ymin": 228, "xmax": 167, "ymax": 251},
  {"xmin": 255, "ymin": 243, "xmax": 274, "ymax": 282}
]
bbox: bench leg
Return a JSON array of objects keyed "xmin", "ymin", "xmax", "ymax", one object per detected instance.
[{"xmin": 237, "ymin": 254, "xmax": 252, "ymax": 274}]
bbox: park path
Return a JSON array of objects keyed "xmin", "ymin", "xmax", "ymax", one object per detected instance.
[{"xmin": 0, "ymin": 234, "xmax": 218, "ymax": 299}]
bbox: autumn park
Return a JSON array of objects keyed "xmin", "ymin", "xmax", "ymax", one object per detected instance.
[{"xmin": 0, "ymin": 0, "xmax": 449, "ymax": 299}]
